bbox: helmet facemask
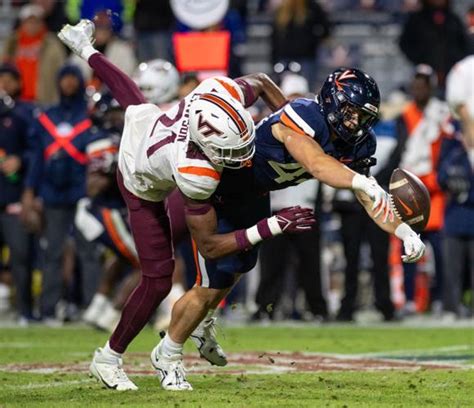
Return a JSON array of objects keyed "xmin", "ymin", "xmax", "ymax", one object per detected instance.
[
  {"xmin": 195, "ymin": 125, "xmax": 256, "ymax": 169},
  {"xmin": 327, "ymin": 92, "xmax": 379, "ymax": 146}
]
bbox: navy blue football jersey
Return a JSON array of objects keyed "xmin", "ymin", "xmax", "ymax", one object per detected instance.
[{"xmin": 215, "ymin": 98, "xmax": 376, "ymax": 197}]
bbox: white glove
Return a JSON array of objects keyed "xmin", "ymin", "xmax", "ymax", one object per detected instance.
[
  {"xmin": 395, "ymin": 223, "xmax": 425, "ymax": 263},
  {"xmin": 58, "ymin": 19, "xmax": 97, "ymax": 60},
  {"xmin": 352, "ymin": 174, "xmax": 393, "ymax": 222}
]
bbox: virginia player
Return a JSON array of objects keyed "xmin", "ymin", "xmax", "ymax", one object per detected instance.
[
  {"xmin": 159, "ymin": 68, "xmax": 428, "ymax": 390},
  {"xmin": 58, "ymin": 20, "xmax": 317, "ymax": 391}
]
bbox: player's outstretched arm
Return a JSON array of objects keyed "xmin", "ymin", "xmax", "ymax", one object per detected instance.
[
  {"xmin": 273, "ymin": 123, "xmax": 393, "ymax": 221},
  {"xmin": 355, "ymin": 190, "xmax": 425, "ymax": 263},
  {"xmin": 58, "ymin": 20, "xmax": 146, "ymax": 108},
  {"xmin": 235, "ymin": 73, "xmax": 287, "ymax": 111},
  {"xmin": 183, "ymin": 198, "xmax": 315, "ymax": 260}
]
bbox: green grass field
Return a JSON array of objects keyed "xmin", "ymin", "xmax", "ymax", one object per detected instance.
[{"xmin": 0, "ymin": 325, "xmax": 473, "ymax": 407}]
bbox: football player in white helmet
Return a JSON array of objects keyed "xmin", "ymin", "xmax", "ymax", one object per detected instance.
[
  {"xmin": 132, "ymin": 59, "xmax": 179, "ymax": 106},
  {"xmin": 58, "ymin": 19, "xmax": 315, "ymax": 392}
]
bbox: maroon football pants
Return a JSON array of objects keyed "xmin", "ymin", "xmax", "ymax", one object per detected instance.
[{"xmin": 109, "ymin": 171, "xmax": 176, "ymax": 353}]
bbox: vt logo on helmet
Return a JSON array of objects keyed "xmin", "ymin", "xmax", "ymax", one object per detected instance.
[
  {"xmin": 188, "ymin": 92, "xmax": 255, "ymax": 169},
  {"xmin": 319, "ymin": 68, "xmax": 380, "ymax": 146}
]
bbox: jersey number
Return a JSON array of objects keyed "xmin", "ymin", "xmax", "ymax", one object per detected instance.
[{"xmin": 268, "ymin": 161, "xmax": 308, "ymax": 184}]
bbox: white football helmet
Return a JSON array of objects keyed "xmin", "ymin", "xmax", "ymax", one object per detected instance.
[
  {"xmin": 188, "ymin": 92, "xmax": 255, "ymax": 169},
  {"xmin": 133, "ymin": 59, "xmax": 179, "ymax": 105}
]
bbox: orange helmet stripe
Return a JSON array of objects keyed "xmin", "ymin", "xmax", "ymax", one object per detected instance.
[{"xmin": 215, "ymin": 78, "xmax": 242, "ymax": 103}]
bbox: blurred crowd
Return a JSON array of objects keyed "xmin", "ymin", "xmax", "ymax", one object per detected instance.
[{"xmin": 0, "ymin": 0, "xmax": 473, "ymax": 329}]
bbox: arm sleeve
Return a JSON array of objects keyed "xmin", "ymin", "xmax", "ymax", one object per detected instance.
[{"xmin": 88, "ymin": 53, "xmax": 147, "ymax": 109}]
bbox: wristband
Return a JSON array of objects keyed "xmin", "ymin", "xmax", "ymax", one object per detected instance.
[
  {"xmin": 394, "ymin": 223, "xmax": 415, "ymax": 240},
  {"xmin": 234, "ymin": 216, "xmax": 283, "ymax": 251},
  {"xmin": 351, "ymin": 173, "xmax": 368, "ymax": 190}
]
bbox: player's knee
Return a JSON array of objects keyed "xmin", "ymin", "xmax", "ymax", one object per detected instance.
[{"xmin": 140, "ymin": 258, "xmax": 174, "ymax": 280}]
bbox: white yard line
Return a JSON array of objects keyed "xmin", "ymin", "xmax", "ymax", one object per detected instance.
[{"xmin": 3, "ymin": 378, "xmax": 94, "ymax": 390}]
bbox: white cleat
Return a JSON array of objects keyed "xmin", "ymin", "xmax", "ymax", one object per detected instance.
[
  {"xmin": 89, "ymin": 348, "xmax": 138, "ymax": 391},
  {"xmin": 58, "ymin": 19, "xmax": 95, "ymax": 57},
  {"xmin": 150, "ymin": 341, "xmax": 193, "ymax": 391},
  {"xmin": 190, "ymin": 317, "xmax": 227, "ymax": 366}
]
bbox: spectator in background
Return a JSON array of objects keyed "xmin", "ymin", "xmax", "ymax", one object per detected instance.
[
  {"xmin": 133, "ymin": 0, "xmax": 175, "ymax": 62},
  {"xmin": 399, "ymin": 0, "xmax": 470, "ymax": 89},
  {"xmin": 2, "ymin": 4, "xmax": 66, "ymax": 106},
  {"xmin": 446, "ymin": 55, "xmax": 474, "ymax": 158},
  {"xmin": 178, "ymin": 73, "xmax": 200, "ymax": 100},
  {"xmin": 437, "ymin": 128, "xmax": 474, "ymax": 319},
  {"xmin": 65, "ymin": 0, "xmax": 133, "ymax": 30},
  {"xmin": 32, "ymin": 0, "xmax": 69, "ymax": 32},
  {"xmin": 0, "ymin": 91, "xmax": 33, "ymax": 324},
  {"xmin": 22, "ymin": 65, "xmax": 104, "ymax": 324},
  {"xmin": 464, "ymin": 5, "xmax": 474, "ymax": 53},
  {"xmin": 333, "ymin": 117, "xmax": 399, "ymax": 322},
  {"xmin": 0, "ymin": 63, "xmax": 35, "ymax": 122},
  {"xmin": 69, "ymin": 11, "xmax": 136, "ymax": 89},
  {"xmin": 397, "ymin": 65, "xmax": 453, "ymax": 315},
  {"xmin": 271, "ymin": 0, "xmax": 330, "ymax": 88}
]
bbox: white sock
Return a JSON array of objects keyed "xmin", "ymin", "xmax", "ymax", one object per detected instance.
[
  {"xmin": 160, "ymin": 334, "xmax": 184, "ymax": 357},
  {"xmin": 102, "ymin": 341, "xmax": 122, "ymax": 360}
]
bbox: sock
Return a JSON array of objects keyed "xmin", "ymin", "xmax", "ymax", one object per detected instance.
[
  {"xmin": 160, "ymin": 334, "xmax": 184, "ymax": 357},
  {"xmin": 102, "ymin": 341, "xmax": 122, "ymax": 361}
]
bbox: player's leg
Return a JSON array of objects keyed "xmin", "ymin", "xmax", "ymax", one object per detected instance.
[
  {"xmin": 337, "ymin": 210, "xmax": 364, "ymax": 321},
  {"xmin": 367, "ymin": 215, "xmax": 395, "ymax": 320},
  {"xmin": 90, "ymin": 172, "xmax": 175, "ymax": 391}
]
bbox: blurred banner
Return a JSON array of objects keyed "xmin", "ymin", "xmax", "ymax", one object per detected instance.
[{"xmin": 173, "ymin": 31, "xmax": 230, "ymax": 77}]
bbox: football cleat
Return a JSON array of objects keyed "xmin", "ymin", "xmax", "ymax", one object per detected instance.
[
  {"xmin": 150, "ymin": 340, "xmax": 193, "ymax": 391},
  {"xmin": 58, "ymin": 19, "xmax": 95, "ymax": 58},
  {"xmin": 190, "ymin": 317, "xmax": 227, "ymax": 366},
  {"xmin": 83, "ymin": 293, "xmax": 110, "ymax": 326},
  {"xmin": 95, "ymin": 304, "xmax": 121, "ymax": 333},
  {"xmin": 89, "ymin": 348, "xmax": 138, "ymax": 391}
]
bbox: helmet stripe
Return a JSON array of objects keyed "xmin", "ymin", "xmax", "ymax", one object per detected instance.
[
  {"xmin": 215, "ymin": 78, "xmax": 243, "ymax": 104},
  {"xmin": 199, "ymin": 93, "xmax": 247, "ymax": 136}
]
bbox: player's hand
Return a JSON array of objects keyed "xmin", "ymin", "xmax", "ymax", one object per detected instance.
[
  {"xmin": 395, "ymin": 223, "xmax": 425, "ymax": 263},
  {"xmin": 271, "ymin": 206, "xmax": 316, "ymax": 234},
  {"xmin": 58, "ymin": 19, "xmax": 95, "ymax": 59},
  {"xmin": 352, "ymin": 174, "xmax": 393, "ymax": 222}
]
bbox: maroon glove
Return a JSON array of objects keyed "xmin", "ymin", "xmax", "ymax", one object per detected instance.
[{"xmin": 235, "ymin": 206, "xmax": 316, "ymax": 251}]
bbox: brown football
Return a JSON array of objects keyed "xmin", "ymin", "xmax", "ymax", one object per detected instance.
[{"xmin": 389, "ymin": 168, "xmax": 431, "ymax": 232}]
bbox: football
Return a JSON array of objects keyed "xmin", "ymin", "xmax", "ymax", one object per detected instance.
[{"xmin": 389, "ymin": 168, "xmax": 431, "ymax": 232}]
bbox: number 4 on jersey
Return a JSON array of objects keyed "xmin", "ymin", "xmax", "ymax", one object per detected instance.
[{"xmin": 268, "ymin": 160, "xmax": 308, "ymax": 184}]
